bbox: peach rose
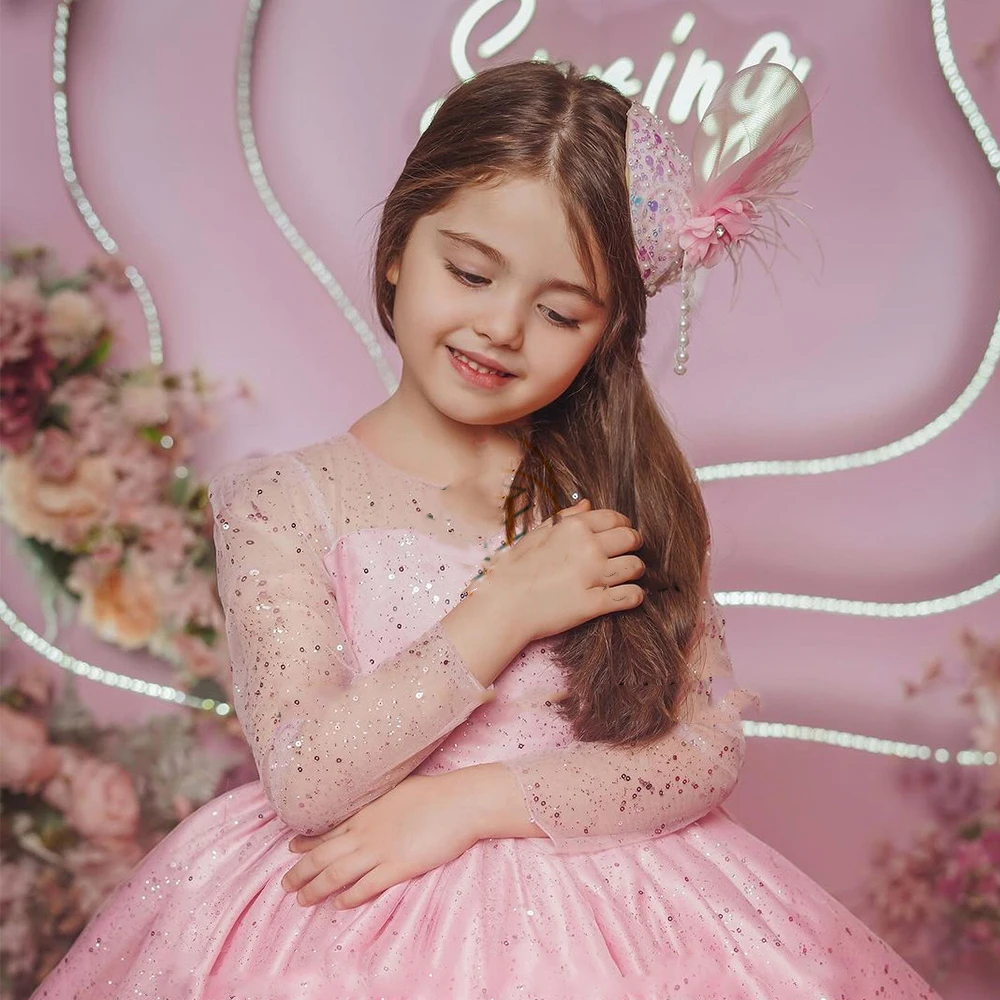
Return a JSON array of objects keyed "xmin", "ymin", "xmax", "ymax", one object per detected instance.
[
  {"xmin": 0, "ymin": 704, "xmax": 60, "ymax": 793},
  {"xmin": 43, "ymin": 750, "xmax": 140, "ymax": 840},
  {"xmin": 43, "ymin": 288, "xmax": 105, "ymax": 361},
  {"xmin": 78, "ymin": 560, "xmax": 160, "ymax": 650},
  {"xmin": 0, "ymin": 451, "xmax": 115, "ymax": 548},
  {"xmin": 119, "ymin": 381, "xmax": 170, "ymax": 427}
]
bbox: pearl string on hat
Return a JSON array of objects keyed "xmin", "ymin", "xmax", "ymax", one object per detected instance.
[{"xmin": 674, "ymin": 256, "xmax": 696, "ymax": 375}]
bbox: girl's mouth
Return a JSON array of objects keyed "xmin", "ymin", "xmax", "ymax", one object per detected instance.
[{"xmin": 447, "ymin": 347, "xmax": 516, "ymax": 387}]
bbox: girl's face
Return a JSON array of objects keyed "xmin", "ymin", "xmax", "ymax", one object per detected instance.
[{"xmin": 386, "ymin": 175, "xmax": 610, "ymax": 429}]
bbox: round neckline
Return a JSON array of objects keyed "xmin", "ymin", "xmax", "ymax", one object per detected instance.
[{"xmin": 340, "ymin": 429, "xmax": 512, "ymax": 545}]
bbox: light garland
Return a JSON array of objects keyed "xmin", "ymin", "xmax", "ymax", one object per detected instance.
[
  {"xmin": 0, "ymin": 0, "xmax": 992, "ymax": 771},
  {"xmin": 0, "ymin": 597, "xmax": 230, "ymax": 716},
  {"xmin": 236, "ymin": 0, "xmax": 397, "ymax": 396},
  {"xmin": 714, "ymin": 573, "xmax": 1000, "ymax": 617},
  {"xmin": 6, "ymin": 592, "xmax": 993, "ymax": 767},
  {"xmin": 52, "ymin": 0, "xmax": 163, "ymax": 367}
]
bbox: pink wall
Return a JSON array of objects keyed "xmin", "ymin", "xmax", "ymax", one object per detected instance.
[{"xmin": 2, "ymin": 1, "xmax": 998, "ymax": 993}]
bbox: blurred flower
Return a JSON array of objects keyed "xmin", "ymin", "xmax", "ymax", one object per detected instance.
[
  {"xmin": 42, "ymin": 288, "xmax": 105, "ymax": 361},
  {"xmin": 86, "ymin": 253, "xmax": 132, "ymax": 291},
  {"xmin": 171, "ymin": 631, "xmax": 229, "ymax": 682},
  {"xmin": 0, "ymin": 450, "xmax": 115, "ymax": 548},
  {"xmin": 76, "ymin": 558, "xmax": 160, "ymax": 650},
  {"xmin": 10, "ymin": 666, "xmax": 56, "ymax": 713},
  {"xmin": 157, "ymin": 571, "xmax": 225, "ymax": 634},
  {"xmin": 133, "ymin": 503, "xmax": 197, "ymax": 571},
  {"xmin": 0, "ymin": 275, "xmax": 45, "ymax": 365},
  {"xmin": 0, "ymin": 334, "xmax": 56, "ymax": 454},
  {"xmin": 48, "ymin": 374, "xmax": 115, "ymax": 455},
  {"xmin": 119, "ymin": 380, "xmax": 170, "ymax": 427},
  {"xmin": 63, "ymin": 839, "xmax": 143, "ymax": 916},
  {"xmin": 42, "ymin": 749, "xmax": 140, "ymax": 840},
  {"xmin": 0, "ymin": 705, "xmax": 61, "ymax": 794},
  {"xmin": 105, "ymin": 434, "xmax": 171, "ymax": 510},
  {"xmin": 32, "ymin": 425, "xmax": 81, "ymax": 482}
]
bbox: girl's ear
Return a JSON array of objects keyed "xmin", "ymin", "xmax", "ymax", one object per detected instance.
[{"xmin": 386, "ymin": 259, "xmax": 400, "ymax": 286}]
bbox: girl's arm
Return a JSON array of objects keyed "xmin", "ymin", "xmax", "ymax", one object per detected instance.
[
  {"xmin": 210, "ymin": 451, "xmax": 520, "ymax": 837},
  {"xmin": 458, "ymin": 585, "xmax": 758, "ymax": 852}
]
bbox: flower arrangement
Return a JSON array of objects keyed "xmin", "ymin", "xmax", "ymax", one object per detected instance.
[
  {"xmin": 867, "ymin": 629, "xmax": 1000, "ymax": 983},
  {"xmin": 0, "ymin": 664, "xmax": 251, "ymax": 999},
  {"xmin": 0, "ymin": 246, "xmax": 238, "ymax": 702}
]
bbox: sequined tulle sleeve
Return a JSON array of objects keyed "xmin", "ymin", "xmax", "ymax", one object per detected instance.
[
  {"xmin": 504, "ymin": 580, "xmax": 760, "ymax": 854},
  {"xmin": 209, "ymin": 453, "xmax": 492, "ymax": 836}
]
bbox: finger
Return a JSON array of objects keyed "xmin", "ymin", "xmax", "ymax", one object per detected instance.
[
  {"xmin": 296, "ymin": 851, "xmax": 372, "ymax": 907},
  {"xmin": 595, "ymin": 523, "xmax": 642, "ymax": 554},
  {"xmin": 601, "ymin": 553, "xmax": 646, "ymax": 584},
  {"xmin": 281, "ymin": 836, "xmax": 358, "ymax": 892},
  {"xmin": 288, "ymin": 823, "xmax": 348, "ymax": 853},
  {"xmin": 596, "ymin": 582, "xmax": 646, "ymax": 609},
  {"xmin": 334, "ymin": 863, "xmax": 405, "ymax": 910}
]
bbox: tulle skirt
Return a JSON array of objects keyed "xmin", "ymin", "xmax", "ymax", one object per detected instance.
[{"xmin": 32, "ymin": 780, "xmax": 940, "ymax": 1000}]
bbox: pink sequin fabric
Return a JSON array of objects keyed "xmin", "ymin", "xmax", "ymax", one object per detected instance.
[{"xmin": 32, "ymin": 432, "xmax": 941, "ymax": 999}]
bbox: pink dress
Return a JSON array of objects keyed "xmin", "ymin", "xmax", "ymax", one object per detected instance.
[{"xmin": 33, "ymin": 432, "xmax": 940, "ymax": 1000}]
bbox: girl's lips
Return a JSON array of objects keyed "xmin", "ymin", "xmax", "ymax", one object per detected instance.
[{"xmin": 447, "ymin": 347, "xmax": 516, "ymax": 388}]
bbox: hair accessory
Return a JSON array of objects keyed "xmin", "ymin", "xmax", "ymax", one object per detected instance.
[{"xmin": 626, "ymin": 62, "xmax": 814, "ymax": 374}]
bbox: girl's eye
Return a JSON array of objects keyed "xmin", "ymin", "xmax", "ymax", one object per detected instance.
[
  {"xmin": 540, "ymin": 306, "xmax": 581, "ymax": 329},
  {"xmin": 444, "ymin": 261, "xmax": 579, "ymax": 328},
  {"xmin": 445, "ymin": 262, "xmax": 490, "ymax": 287}
]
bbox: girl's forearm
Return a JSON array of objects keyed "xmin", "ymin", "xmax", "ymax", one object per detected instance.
[{"xmin": 443, "ymin": 762, "xmax": 547, "ymax": 840}]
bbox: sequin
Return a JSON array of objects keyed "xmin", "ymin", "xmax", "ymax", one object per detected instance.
[{"xmin": 30, "ymin": 432, "xmax": 942, "ymax": 999}]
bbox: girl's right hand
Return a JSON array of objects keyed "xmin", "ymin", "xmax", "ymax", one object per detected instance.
[{"xmin": 474, "ymin": 498, "xmax": 646, "ymax": 644}]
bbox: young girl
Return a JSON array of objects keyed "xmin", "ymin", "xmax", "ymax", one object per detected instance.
[{"xmin": 33, "ymin": 60, "xmax": 941, "ymax": 1000}]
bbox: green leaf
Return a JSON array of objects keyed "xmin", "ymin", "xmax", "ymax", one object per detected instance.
[
  {"xmin": 187, "ymin": 676, "xmax": 226, "ymax": 702},
  {"xmin": 69, "ymin": 331, "xmax": 113, "ymax": 375},
  {"xmin": 19, "ymin": 537, "xmax": 78, "ymax": 588},
  {"xmin": 139, "ymin": 426, "xmax": 165, "ymax": 444},
  {"xmin": 183, "ymin": 622, "xmax": 218, "ymax": 647}
]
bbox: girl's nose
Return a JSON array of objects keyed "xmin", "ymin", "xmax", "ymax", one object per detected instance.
[{"xmin": 473, "ymin": 295, "xmax": 527, "ymax": 348}]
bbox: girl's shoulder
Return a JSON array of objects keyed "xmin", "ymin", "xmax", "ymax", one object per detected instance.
[{"xmin": 207, "ymin": 432, "xmax": 356, "ymax": 519}]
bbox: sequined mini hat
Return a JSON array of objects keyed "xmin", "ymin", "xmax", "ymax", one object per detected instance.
[{"xmin": 626, "ymin": 61, "xmax": 814, "ymax": 374}]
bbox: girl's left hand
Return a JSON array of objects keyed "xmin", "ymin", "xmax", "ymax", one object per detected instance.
[{"xmin": 280, "ymin": 771, "xmax": 482, "ymax": 909}]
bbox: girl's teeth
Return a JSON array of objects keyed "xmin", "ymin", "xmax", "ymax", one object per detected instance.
[{"xmin": 453, "ymin": 349, "xmax": 507, "ymax": 376}]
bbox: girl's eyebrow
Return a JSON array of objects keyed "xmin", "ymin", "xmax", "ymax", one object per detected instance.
[{"xmin": 437, "ymin": 228, "xmax": 605, "ymax": 308}]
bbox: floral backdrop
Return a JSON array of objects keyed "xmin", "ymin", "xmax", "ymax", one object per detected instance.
[{"xmin": 0, "ymin": 249, "xmax": 254, "ymax": 998}]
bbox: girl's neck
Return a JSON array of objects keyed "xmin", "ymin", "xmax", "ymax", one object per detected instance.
[{"xmin": 347, "ymin": 401, "xmax": 525, "ymax": 492}]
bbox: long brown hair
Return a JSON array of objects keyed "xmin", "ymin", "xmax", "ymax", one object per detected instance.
[{"xmin": 372, "ymin": 60, "xmax": 710, "ymax": 748}]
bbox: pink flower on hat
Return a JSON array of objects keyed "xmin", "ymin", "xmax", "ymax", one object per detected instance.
[{"xmin": 678, "ymin": 198, "xmax": 760, "ymax": 269}]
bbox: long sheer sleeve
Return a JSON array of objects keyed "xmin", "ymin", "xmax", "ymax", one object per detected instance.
[
  {"xmin": 503, "ymin": 558, "xmax": 759, "ymax": 853},
  {"xmin": 209, "ymin": 452, "xmax": 492, "ymax": 835}
]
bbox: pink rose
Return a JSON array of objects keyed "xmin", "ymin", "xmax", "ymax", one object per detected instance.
[
  {"xmin": 43, "ymin": 288, "xmax": 105, "ymax": 361},
  {"xmin": 132, "ymin": 504, "xmax": 197, "ymax": 570},
  {"xmin": 0, "ymin": 275, "xmax": 45, "ymax": 365},
  {"xmin": 43, "ymin": 749, "xmax": 140, "ymax": 840},
  {"xmin": 0, "ymin": 334, "xmax": 55, "ymax": 454},
  {"xmin": 105, "ymin": 434, "xmax": 171, "ymax": 509},
  {"xmin": 11, "ymin": 665, "xmax": 56, "ymax": 712},
  {"xmin": 33, "ymin": 425, "xmax": 80, "ymax": 482},
  {"xmin": 48, "ymin": 374, "xmax": 115, "ymax": 454},
  {"xmin": 0, "ymin": 704, "xmax": 61, "ymax": 793},
  {"xmin": 63, "ymin": 838, "xmax": 144, "ymax": 916}
]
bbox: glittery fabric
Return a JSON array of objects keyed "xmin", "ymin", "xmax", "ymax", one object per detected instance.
[{"xmin": 32, "ymin": 431, "xmax": 942, "ymax": 1000}]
